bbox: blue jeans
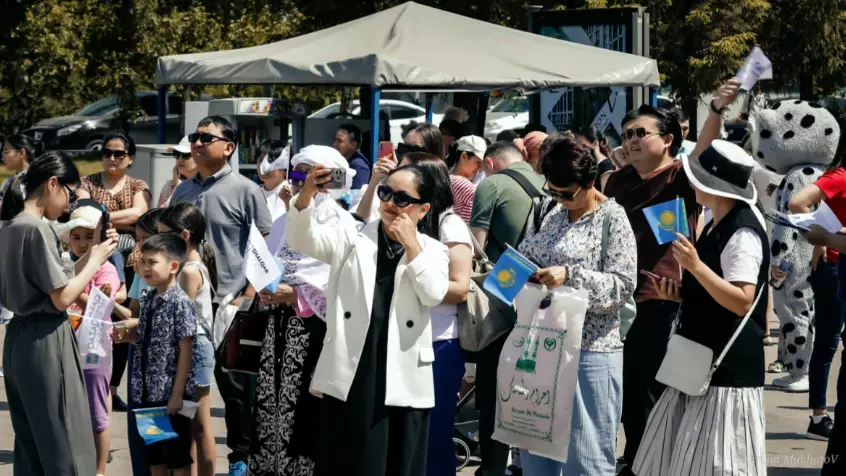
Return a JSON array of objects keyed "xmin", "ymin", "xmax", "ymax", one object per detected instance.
[
  {"xmin": 522, "ymin": 351, "xmax": 623, "ymax": 476},
  {"xmin": 809, "ymin": 261, "xmax": 844, "ymax": 410},
  {"xmin": 427, "ymin": 338, "xmax": 466, "ymax": 476}
]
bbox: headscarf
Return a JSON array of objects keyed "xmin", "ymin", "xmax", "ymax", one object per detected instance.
[
  {"xmin": 258, "ymin": 145, "xmax": 290, "ymax": 175},
  {"xmin": 513, "ymin": 131, "xmax": 548, "ymax": 162}
]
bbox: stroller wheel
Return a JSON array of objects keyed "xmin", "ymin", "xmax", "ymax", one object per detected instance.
[{"xmin": 454, "ymin": 437, "xmax": 471, "ymax": 470}]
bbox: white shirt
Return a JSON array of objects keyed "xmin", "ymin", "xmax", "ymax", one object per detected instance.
[
  {"xmin": 431, "ymin": 212, "xmax": 472, "ymax": 341},
  {"xmin": 261, "ymin": 182, "xmax": 289, "ymax": 222},
  {"xmin": 715, "ymin": 227, "xmax": 763, "ymax": 285}
]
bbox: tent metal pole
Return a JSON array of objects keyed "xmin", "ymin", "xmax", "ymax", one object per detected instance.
[
  {"xmin": 369, "ymin": 87, "xmax": 381, "ymax": 163},
  {"xmin": 425, "ymin": 94, "xmax": 434, "ymax": 124},
  {"xmin": 157, "ymin": 86, "xmax": 167, "ymax": 144}
]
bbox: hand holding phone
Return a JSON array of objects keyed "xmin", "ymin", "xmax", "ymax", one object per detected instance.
[
  {"xmin": 378, "ymin": 141, "xmax": 395, "ymax": 161},
  {"xmin": 322, "ymin": 168, "xmax": 347, "ymax": 189}
]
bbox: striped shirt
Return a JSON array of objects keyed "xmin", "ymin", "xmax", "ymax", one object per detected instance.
[{"xmin": 450, "ymin": 175, "xmax": 476, "ymax": 223}]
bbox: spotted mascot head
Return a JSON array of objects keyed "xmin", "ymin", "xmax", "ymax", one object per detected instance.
[{"xmin": 750, "ymin": 100, "xmax": 841, "ymax": 380}]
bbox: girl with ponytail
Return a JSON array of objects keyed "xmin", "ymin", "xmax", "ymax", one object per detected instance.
[
  {"xmin": 1, "ymin": 134, "xmax": 38, "ymax": 204},
  {"xmin": 0, "ymin": 151, "xmax": 117, "ymax": 475},
  {"xmin": 158, "ymin": 202, "xmax": 217, "ymax": 476}
]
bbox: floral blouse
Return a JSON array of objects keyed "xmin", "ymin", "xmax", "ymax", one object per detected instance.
[{"xmin": 518, "ymin": 198, "xmax": 637, "ymax": 352}]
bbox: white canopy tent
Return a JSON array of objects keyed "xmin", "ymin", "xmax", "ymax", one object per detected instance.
[{"xmin": 154, "ymin": 1, "xmax": 660, "ymax": 157}]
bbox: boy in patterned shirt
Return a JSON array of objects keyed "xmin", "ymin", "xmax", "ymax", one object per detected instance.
[{"xmin": 119, "ymin": 233, "xmax": 197, "ymax": 475}]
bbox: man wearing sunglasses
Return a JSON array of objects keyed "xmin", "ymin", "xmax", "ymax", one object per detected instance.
[
  {"xmin": 605, "ymin": 81, "xmax": 742, "ymax": 475},
  {"xmin": 171, "ymin": 115, "xmax": 273, "ymax": 476}
]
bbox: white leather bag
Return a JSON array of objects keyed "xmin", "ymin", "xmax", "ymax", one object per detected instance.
[{"xmin": 656, "ymin": 285, "xmax": 764, "ymax": 397}]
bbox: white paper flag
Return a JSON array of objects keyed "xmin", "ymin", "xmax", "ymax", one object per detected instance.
[
  {"xmin": 736, "ymin": 46, "xmax": 773, "ymax": 91},
  {"xmin": 78, "ymin": 287, "xmax": 115, "ymax": 370},
  {"xmin": 242, "ymin": 222, "xmax": 282, "ymax": 292}
]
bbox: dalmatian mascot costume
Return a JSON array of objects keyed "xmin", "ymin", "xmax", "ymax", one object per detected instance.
[{"xmin": 751, "ymin": 100, "xmax": 840, "ymax": 387}]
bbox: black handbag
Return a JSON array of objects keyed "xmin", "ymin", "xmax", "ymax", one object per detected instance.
[{"xmin": 218, "ymin": 298, "xmax": 272, "ymax": 375}]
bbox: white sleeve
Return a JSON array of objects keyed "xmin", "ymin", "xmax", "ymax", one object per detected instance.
[
  {"xmin": 439, "ymin": 213, "xmax": 472, "ymax": 247},
  {"xmin": 720, "ymin": 228, "xmax": 763, "ymax": 284}
]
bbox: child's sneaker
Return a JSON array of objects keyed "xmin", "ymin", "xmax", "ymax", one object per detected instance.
[{"xmin": 807, "ymin": 414, "xmax": 834, "ymax": 441}]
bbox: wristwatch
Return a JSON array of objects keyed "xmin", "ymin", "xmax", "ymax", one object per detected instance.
[{"xmin": 710, "ymin": 99, "xmax": 727, "ymax": 115}]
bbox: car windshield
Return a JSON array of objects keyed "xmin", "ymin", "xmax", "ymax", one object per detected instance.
[
  {"xmin": 76, "ymin": 96, "xmax": 120, "ymax": 116},
  {"xmin": 491, "ymin": 98, "xmax": 528, "ymax": 113}
]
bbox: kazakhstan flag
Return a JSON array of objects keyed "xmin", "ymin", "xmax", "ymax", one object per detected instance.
[
  {"xmin": 134, "ymin": 408, "xmax": 179, "ymax": 445},
  {"xmin": 643, "ymin": 197, "xmax": 690, "ymax": 245},
  {"xmin": 483, "ymin": 245, "xmax": 538, "ymax": 305}
]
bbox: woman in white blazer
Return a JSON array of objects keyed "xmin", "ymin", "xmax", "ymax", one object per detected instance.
[{"xmin": 286, "ymin": 162, "xmax": 450, "ymax": 476}]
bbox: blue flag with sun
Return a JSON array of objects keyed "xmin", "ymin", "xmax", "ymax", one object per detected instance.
[
  {"xmin": 643, "ymin": 197, "xmax": 690, "ymax": 245},
  {"xmin": 483, "ymin": 245, "xmax": 538, "ymax": 305},
  {"xmin": 135, "ymin": 408, "xmax": 179, "ymax": 445}
]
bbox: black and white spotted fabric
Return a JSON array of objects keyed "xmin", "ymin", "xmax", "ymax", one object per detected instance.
[{"xmin": 751, "ymin": 100, "xmax": 839, "ymax": 378}]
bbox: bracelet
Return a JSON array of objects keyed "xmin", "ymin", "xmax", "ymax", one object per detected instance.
[{"xmin": 710, "ymin": 99, "xmax": 727, "ymax": 115}]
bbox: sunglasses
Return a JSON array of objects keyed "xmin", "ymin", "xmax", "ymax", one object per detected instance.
[
  {"xmin": 102, "ymin": 149, "xmax": 127, "ymax": 159},
  {"xmin": 544, "ymin": 185, "xmax": 582, "ymax": 201},
  {"xmin": 288, "ymin": 170, "xmax": 307, "ymax": 186},
  {"xmin": 64, "ymin": 184, "xmax": 78, "ymax": 203},
  {"xmin": 173, "ymin": 152, "xmax": 191, "ymax": 160},
  {"xmin": 396, "ymin": 142, "xmax": 429, "ymax": 156},
  {"xmin": 377, "ymin": 184, "xmax": 426, "ymax": 208},
  {"xmin": 188, "ymin": 132, "xmax": 233, "ymax": 145},
  {"xmin": 622, "ymin": 127, "xmax": 665, "ymax": 141}
]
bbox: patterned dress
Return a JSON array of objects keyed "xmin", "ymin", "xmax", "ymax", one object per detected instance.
[{"xmin": 248, "ymin": 239, "xmax": 327, "ymax": 476}]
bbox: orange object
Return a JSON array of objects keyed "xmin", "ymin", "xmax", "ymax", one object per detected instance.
[{"xmin": 68, "ymin": 313, "xmax": 82, "ymax": 330}]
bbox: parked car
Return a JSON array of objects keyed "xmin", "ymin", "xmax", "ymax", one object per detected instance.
[
  {"xmin": 484, "ymin": 97, "xmax": 529, "ymax": 142},
  {"xmin": 309, "ymin": 99, "xmax": 444, "ymax": 144},
  {"xmin": 24, "ymin": 92, "xmax": 190, "ymax": 153}
]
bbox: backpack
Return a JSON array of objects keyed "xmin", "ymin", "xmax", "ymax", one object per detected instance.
[{"xmin": 487, "ymin": 168, "xmax": 549, "ymax": 254}]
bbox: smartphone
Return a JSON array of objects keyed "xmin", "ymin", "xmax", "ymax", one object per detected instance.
[
  {"xmin": 323, "ymin": 168, "xmax": 347, "ymax": 189},
  {"xmin": 639, "ymin": 270, "xmax": 663, "ymax": 281},
  {"xmin": 378, "ymin": 141, "xmax": 394, "ymax": 160},
  {"xmin": 100, "ymin": 208, "xmax": 110, "ymax": 242}
]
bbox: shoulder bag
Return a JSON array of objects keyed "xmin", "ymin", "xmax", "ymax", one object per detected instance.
[
  {"xmin": 218, "ymin": 297, "xmax": 273, "ymax": 375},
  {"xmin": 598, "ymin": 209, "xmax": 638, "ymax": 340},
  {"xmin": 655, "ymin": 284, "xmax": 764, "ymax": 396}
]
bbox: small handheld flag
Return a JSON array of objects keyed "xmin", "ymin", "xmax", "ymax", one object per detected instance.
[
  {"xmin": 483, "ymin": 245, "xmax": 538, "ymax": 305},
  {"xmin": 134, "ymin": 408, "xmax": 179, "ymax": 445},
  {"xmin": 643, "ymin": 198, "xmax": 689, "ymax": 245}
]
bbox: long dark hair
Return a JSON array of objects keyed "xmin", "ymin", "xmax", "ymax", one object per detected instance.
[
  {"xmin": 1, "ymin": 151, "xmax": 80, "ymax": 221},
  {"xmin": 160, "ymin": 202, "xmax": 219, "ymax": 292},
  {"xmin": 386, "ymin": 164, "xmax": 440, "ymax": 240},
  {"xmin": 3, "ymin": 134, "xmax": 40, "ymax": 168},
  {"xmin": 136, "ymin": 208, "xmax": 165, "ymax": 236},
  {"xmin": 410, "ymin": 123, "xmax": 445, "ymax": 158},
  {"xmin": 575, "ymin": 125, "xmax": 614, "ymax": 160}
]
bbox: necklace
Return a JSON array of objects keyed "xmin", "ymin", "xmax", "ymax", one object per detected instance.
[{"xmin": 380, "ymin": 225, "xmax": 405, "ymax": 259}]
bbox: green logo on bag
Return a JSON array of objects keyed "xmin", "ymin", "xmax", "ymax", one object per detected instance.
[
  {"xmin": 516, "ymin": 335, "xmax": 540, "ymax": 373},
  {"xmin": 543, "ymin": 337, "xmax": 556, "ymax": 351}
]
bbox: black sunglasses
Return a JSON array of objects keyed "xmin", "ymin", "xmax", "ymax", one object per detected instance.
[
  {"xmin": 172, "ymin": 152, "xmax": 191, "ymax": 160},
  {"xmin": 64, "ymin": 184, "xmax": 78, "ymax": 203},
  {"xmin": 396, "ymin": 142, "xmax": 429, "ymax": 156},
  {"xmin": 102, "ymin": 149, "xmax": 127, "ymax": 159},
  {"xmin": 544, "ymin": 185, "xmax": 581, "ymax": 201},
  {"xmin": 621, "ymin": 127, "xmax": 665, "ymax": 141},
  {"xmin": 377, "ymin": 184, "xmax": 426, "ymax": 208},
  {"xmin": 188, "ymin": 132, "xmax": 233, "ymax": 145}
]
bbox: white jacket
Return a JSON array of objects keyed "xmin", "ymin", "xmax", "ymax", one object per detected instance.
[{"xmin": 286, "ymin": 198, "xmax": 450, "ymax": 408}]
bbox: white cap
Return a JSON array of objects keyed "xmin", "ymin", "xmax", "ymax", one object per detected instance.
[
  {"xmin": 456, "ymin": 135, "xmax": 487, "ymax": 159},
  {"xmin": 56, "ymin": 205, "xmax": 103, "ymax": 243},
  {"xmin": 169, "ymin": 135, "xmax": 192, "ymax": 154}
]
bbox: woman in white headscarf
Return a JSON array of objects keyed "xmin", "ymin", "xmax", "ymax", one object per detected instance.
[{"xmin": 248, "ymin": 146, "xmax": 358, "ymax": 476}]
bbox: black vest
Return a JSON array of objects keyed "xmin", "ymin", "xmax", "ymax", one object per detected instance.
[{"xmin": 677, "ymin": 203, "xmax": 770, "ymax": 388}]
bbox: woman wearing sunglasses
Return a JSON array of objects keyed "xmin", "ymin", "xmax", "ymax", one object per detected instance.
[
  {"xmin": 76, "ymin": 130, "xmax": 151, "ymax": 412},
  {"xmin": 516, "ymin": 135, "xmax": 637, "ymax": 476},
  {"xmin": 157, "ymin": 135, "xmax": 198, "ymax": 208},
  {"xmin": 286, "ymin": 158, "xmax": 449, "ymax": 476}
]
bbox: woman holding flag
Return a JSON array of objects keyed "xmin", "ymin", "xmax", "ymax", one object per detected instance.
[
  {"xmin": 516, "ymin": 135, "xmax": 636, "ymax": 475},
  {"xmin": 247, "ymin": 145, "xmax": 357, "ymax": 475}
]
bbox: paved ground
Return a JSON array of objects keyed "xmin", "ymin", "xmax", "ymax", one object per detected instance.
[{"xmin": 0, "ymin": 318, "xmax": 839, "ymax": 475}]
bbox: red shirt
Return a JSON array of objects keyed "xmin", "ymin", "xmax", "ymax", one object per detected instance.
[
  {"xmin": 814, "ymin": 168, "xmax": 846, "ymax": 262},
  {"xmin": 450, "ymin": 175, "xmax": 476, "ymax": 223}
]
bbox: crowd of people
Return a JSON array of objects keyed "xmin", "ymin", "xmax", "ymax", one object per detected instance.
[{"xmin": 1, "ymin": 75, "xmax": 845, "ymax": 476}]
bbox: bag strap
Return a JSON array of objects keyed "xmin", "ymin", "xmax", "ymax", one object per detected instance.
[
  {"xmin": 600, "ymin": 208, "xmax": 612, "ymax": 264},
  {"xmin": 501, "ymin": 168, "xmax": 544, "ymax": 199},
  {"xmin": 712, "ymin": 283, "xmax": 765, "ymax": 370}
]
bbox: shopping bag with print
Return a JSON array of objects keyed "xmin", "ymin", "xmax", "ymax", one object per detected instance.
[
  {"xmin": 77, "ymin": 287, "xmax": 114, "ymax": 370},
  {"xmin": 493, "ymin": 283, "xmax": 587, "ymax": 463}
]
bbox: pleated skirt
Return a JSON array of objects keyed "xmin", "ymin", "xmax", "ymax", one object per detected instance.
[{"xmin": 632, "ymin": 386, "xmax": 767, "ymax": 476}]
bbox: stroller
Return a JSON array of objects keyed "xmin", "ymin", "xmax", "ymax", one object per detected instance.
[{"xmin": 453, "ymin": 385, "xmax": 480, "ymax": 470}]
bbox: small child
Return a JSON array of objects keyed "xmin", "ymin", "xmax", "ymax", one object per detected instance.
[
  {"xmin": 126, "ymin": 233, "xmax": 197, "ymax": 476},
  {"xmin": 257, "ymin": 139, "xmax": 292, "ymax": 221},
  {"xmin": 61, "ymin": 202, "xmax": 121, "ymax": 476},
  {"xmin": 159, "ymin": 203, "xmax": 218, "ymax": 476}
]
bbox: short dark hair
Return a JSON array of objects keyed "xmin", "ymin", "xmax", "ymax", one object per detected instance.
[
  {"xmin": 338, "ymin": 124, "xmax": 362, "ymax": 145},
  {"xmin": 669, "ymin": 106, "xmax": 690, "ymax": 122},
  {"xmin": 495, "ymin": 129, "xmax": 520, "ymax": 142},
  {"xmin": 102, "ymin": 131, "xmax": 137, "ymax": 156},
  {"xmin": 484, "ymin": 141, "xmax": 522, "ymax": 161},
  {"xmin": 621, "ymin": 105, "xmax": 683, "ymax": 157},
  {"xmin": 198, "ymin": 116, "xmax": 239, "ymax": 145},
  {"xmin": 539, "ymin": 135, "xmax": 597, "ymax": 188},
  {"xmin": 141, "ymin": 233, "xmax": 188, "ymax": 265},
  {"xmin": 259, "ymin": 139, "xmax": 287, "ymax": 164},
  {"xmin": 521, "ymin": 123, "xmax": 548, "ymax": 136},
  {"xmin": 438, "ymin": 119, "xmax": 464, "ymax": 138}
]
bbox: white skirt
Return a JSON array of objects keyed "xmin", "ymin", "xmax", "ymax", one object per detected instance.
[{"xmin": 632, "ymin": 386, "xmax": 767, "ymax": 476}]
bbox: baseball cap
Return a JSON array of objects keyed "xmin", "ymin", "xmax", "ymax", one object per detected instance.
[
  {"xmin": 56, "ymin": 204, "xmax": 103, "ymax": 242},
  {"xmin": 169, "ymin": 135, "xmax": 192, "ymax": 154},
  {"xmin": 456, "ymin": 135, "xmax": 487, "ymax": 160}
]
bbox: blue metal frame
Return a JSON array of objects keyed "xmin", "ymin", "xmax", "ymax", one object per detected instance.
[
  {"xmin": 369, "ymin": 88, "xmax": 381, "ymax": 164},
  {"xmin": 649, "ymin": 88, "xmax": 658, "ymax": 107},
  {"xmin": 425, "ymin": 94, "xmax": 434, "ymax": 124},
  {"xmin": 157, "ymin": 86, "xmax": 167, "ymax": 143}
]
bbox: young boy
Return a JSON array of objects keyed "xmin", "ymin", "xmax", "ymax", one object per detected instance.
[{"xmin": 121, "ymin": 233, "xmax": 197, "ymax": 476}]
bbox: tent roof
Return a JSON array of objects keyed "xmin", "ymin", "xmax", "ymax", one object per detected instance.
[{"xmin": 155, "ymin": 2, "xmax": 659, "ymax": 90}]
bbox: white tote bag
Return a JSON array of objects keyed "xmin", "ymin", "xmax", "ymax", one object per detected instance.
[{"xmin": 493, "ymin": 283, "xmax": 588, "ymax": 463}]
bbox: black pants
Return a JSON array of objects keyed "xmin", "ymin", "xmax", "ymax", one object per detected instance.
[
  {"xmin": 621, "ymin": 300, "xmax": 679, "ymax": 469},
  {"xmin": 822, "ymin": 260, "xmax": 846, "ymax": 475},
  {"xmin": 473, "ymin": 333, "xmax": 510, "ymax": 476},
  {"xmin": 214, "ymin": 361, "xmax": 256, "ymax": 464}
]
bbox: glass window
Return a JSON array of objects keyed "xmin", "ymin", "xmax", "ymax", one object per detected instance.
[
  {"xmin": 491, "ymin": 97, "xmax": 529, "ymax": 113},
  {"xmin": 139, "ymin": 95, "xmax": 158, "ymax": 117},
  {"xmin": 76, "ymin": 96, "xmax": 120, "ymax": 116},
  {"xmin": 386, "ymin": 105, "xmax": 421, "ymax": 120}
]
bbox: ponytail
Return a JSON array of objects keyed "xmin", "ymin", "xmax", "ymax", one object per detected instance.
[
  {"xmin": 160, "ymin": 202, "xmax": 218, "ymax": 293},
  {"xmin": 199, "ymin": 240, "xmax": 219, "ymax": 293},
  {"xmin": 1, "ymin": 151, "xmax": 79, "ymax": 221}
]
